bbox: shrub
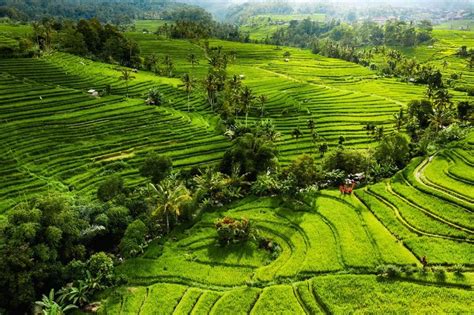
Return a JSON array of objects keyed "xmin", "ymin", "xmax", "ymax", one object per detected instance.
[
  {"xmin": 433, "ymin": 266, "xmax": 447, "ymax": 282},
  {"xmin": 119, "ymin": 219, "xmax": 148, "ymax": 258},
  {"xmin": 402, "ymin": 265, "xmax": 418, "ymax": 277},
  {"xmin": 285, "ymin": 154, "xmax": 323, "ymax": 188},
  {"xmin": 375, "ymin": 133, "xmax": 410, "ymax": 169},
  {"xmin": 87, "ymin": 252, "xmax": 115, "ymax": 284},
  {"xmin": 451, "ymin": 264, "xmax": 465, "ymax": 277},
  {"xmin": 323, "ymin": 148, "xmax": 373, "ymax": 175},
  {"xmin": 220, "ymin": 133, "xmax": 278, "ymax": 181},
  {"xmin": 251, "ymin": 173, "xmax": 282, "ymax": 196},
  {"xmin": 215, "ymin": 217, "xmax": 252, "ymax": 246},
  {"xmin": 376, "ymin": 264, "xmax": 401, "ymax": 279}
]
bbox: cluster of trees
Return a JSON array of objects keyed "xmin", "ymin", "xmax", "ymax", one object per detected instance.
[
  {"xmin": 270, "ymin": 19, "xmax": 433, "ymax": 49},
  {"xmin": 0, "ymin": 0, "xmax": 206, "ymax": 24},
  {"xmin": 225, "ymin": 1, "xmax": 294, "ymax": 24},
  {"xmin": 157, "ymin": 20, "xmax": 247, "ymax": 42},
  {"xmin": 0, "ymin": 194, "xmax": 122, "ymax": 312},
  {"xmin": 29, "ymin": 18, "xmax": 141, "ymax": 67}
]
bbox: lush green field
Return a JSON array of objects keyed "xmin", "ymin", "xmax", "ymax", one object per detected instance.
[
  {"xmin": 97, "ymin": 136, "xmax": 474, "ymax": 313},
  {"xmin": 0, "ymin": 21, "xmax": 473, "ymax": 312}
]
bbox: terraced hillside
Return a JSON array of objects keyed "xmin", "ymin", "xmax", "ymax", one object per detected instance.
[
  {"xmin": 0, "ymin": 53, "xmax": 228, "ymax": 218},
  {"xmin": 128, "ymin": 33, "xmax": 451, "ymax": 163},
  {"xmin": 2, "ymin": 26, "xmax": 459, "ymax": 214},
  {"xmin": 100, "ymin": 138, "xmax": 474, "ymax": 313},
  {"xmin": 0, "ymin": 22, "xmax": 473, "ymax": 312}
]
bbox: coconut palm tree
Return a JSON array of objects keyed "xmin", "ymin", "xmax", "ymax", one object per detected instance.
[
  {"xmin": 240, "ymin": 86, "xmax": 256, "ymax": 127},
  {"xmin": 393, "ymin": 107, "xmax": 405, "ymax": 131},
  {"xmin": 258, "ymin": 95, "xmax": 268, "ymax": 117},
  {"xmin": 146, "ymin": 87, "xmax": 164, "ymax": 105},
  {"xmin": 319, "ymin": 143, "xmax": 329, "ymax": 157},
  {"xmin": 145, "ymin": 54, "xmax": 160, "ymax": 74},
  {"xmin": 162, "ymin": 55, "xmax": 174, "ymax": 77},
  {"xmin": 119, "ymin": 69, "xmax": 135, "ymax": 98},
  {"xmin": 203, "ymin": 73, "xmax": 218, "ymax": 110},
  {"xmin": 148, "ymin": 176, "xmax": 192, "ymax": 234},
  {"xmin": 181, "ymin": 74, "xmax": 196, "ymax": 112},
  {"xmin": 187, "ymin": 53, "xmax": 199, "ymax": 68},
  {"xmin": 36, "ymin": 289, "xmax": 77, "ymax": 315}
]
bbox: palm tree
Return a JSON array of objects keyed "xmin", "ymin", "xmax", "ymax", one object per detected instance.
[
  {"xmin": 319, "ymin": 143, "xmax": 329, "ymax": 157},
  {"xmin": 148, "ymin": 176, "xmax": 192, "ymax": 234},
  {"xmin": 144, "ymin": 54, "xmax": 158, "ymax": 71},
  {"xmin": 119, "ymin": 69, "xmax": 135, "ymax": 98},
  {"xmin": 36, "ymin": 289, "xmax": 77, "ymax": 315},
  {"xmin": 146, "ymin": 87, "xmax": 164, "ymax": 105},
  {"xmin": 181, "ymin": 74, "xmax": 196, "ymax": 112},
  {"xmin": 307, "ymin": 119, "xmax": 315, "ymax": 133},
  {"xmin": 163, "ymin": 55, "xmax": 174, "ymax": 77},
  {"xmin": 187, "ymin": 53, "xmax": 199, "ymax": 68},
  {"xmin": 393, "ymin": 107, "xmax": 405, "ymax": 131},
  {"xmin": 240, "ymin": 86, "xmax": 256, "ymax": 127},
  {"xmin": 442, "ymin": 60, "xmax": 449, "ymax": 70},
  {"xmin": 203, "ymin": 73, "xmax": 218, "ymax": 110},
  {"xmin": 258, "ymin": 95, "xmax": 268, "ymax": 117}
]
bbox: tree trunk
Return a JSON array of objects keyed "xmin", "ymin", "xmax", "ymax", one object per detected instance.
[
  {"xmin": 166, "ymin": 213, "xmax": 170, "ymax": 234},
  {"xmin": 187, "ymin": 93, "xmax": 190, "ymax": 112}
]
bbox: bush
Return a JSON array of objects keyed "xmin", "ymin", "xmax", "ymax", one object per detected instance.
[
  {"xmin": 433, "ymin": 266, "xmax": 447, "ymax": 282},
  {"xmin": 87, "ymin": 252, "xmax": 114, "ymax": 283},
  {"xmin": 119, "ymin": 220, "xmax": 148, "ymax": 258},
  {"xmin": 220, "ymin": 133, "xmax": 278, "ymax": 181},
  {"xmin": 376, "ymin": 264, "xmax": 401, "ymax": 279},
  {"xmin": 215, "ymin": 217, "xmax": 252, "ymax": 246},
  {"xmin": 251, "ymin": 173, "xmax": 282, "ymax": 196},
  {"xmin": 97, "ymin": 176, "xmax": 124, "ymax": 202},
  {"xmin": 285, "ymin": 154, "xmax": 323, "ymax": 188},
  {"xmin": 375, "ymin": 133, "xmax": 410, "ymax": 169},
  {"xmin": 323, "ymin": 148, "xmax": 373, "ymax": 175}
]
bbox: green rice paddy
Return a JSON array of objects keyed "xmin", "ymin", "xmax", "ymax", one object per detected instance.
[{"xmin": 0, "ymin": 22, "xmax": 472, "ymax": 312}]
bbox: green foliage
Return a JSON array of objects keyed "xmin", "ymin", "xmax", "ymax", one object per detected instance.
[
  {"xmin": 376, "ymin": 264, "xmax": 401, "ymax": 279},
  {"xmin": 215, "ymin": 217, "xmax": 252, "ymax": 246},
  {"xmin": 148, "ymin": 176, "xmax": 192, "ymax": 233},
  {"xmin": 97, "ymin": 176, "xmax": 124, "ymax": 202},
  {"xmin": 285, "ymin": 154, "xmax": 323, "ymax": 188},
  {"xmin": 105, "ymin": 206, "xmax": 132, "ymax": 243},
  {"xmin": 323, "ymin": 148, "xmax": 373, "ymax": 175},
  {"xmin": 375, "ymin": 133, "xmax": 410, "ymax": 169},
  {"xmin": 139, "ymin": 153, "xmax": 172, "ymax": 184},
  {"xmin": 220, "ymin": 133, "xmax": 278, "ymax": 181},
  {"xmin": 0, "ymin": 194, "xmax": 87, "ymax": 312},
  {"xmin": 36, "ymin": 289, "xmax": 77, "ymax": 315},
  {"xmin": 119, "ymin": 219, "xmax": 148, "ymax": 258},
  {"xmin": 87, "ymin": 252, "xmax": 114, "ymax": 282}
]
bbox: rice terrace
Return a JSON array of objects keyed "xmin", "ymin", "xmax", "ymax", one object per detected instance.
[{"xmin": 0, "ymin": 0, "xmax": 473, "ymax": 314}]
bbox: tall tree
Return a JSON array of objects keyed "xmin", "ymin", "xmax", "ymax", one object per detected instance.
[
  {"xmin": 187, "ymin": 53, "xmax": 199, "ymax": 68},
  {"xmin": 240, "ymin": 86, "xmax": 256, "ymax": 127},
  {"xmin": 119, "ymin": 69, "xmax": 135, "ymax": 97},
  {"xmin": 181, "ymin": 74, "xmax": 196, "ymax": 112},
  {"xmin": 203, "ymin": 73, "xmax": 218, "ymax": 111},
  {"xmin": 148, "ymin": 177, "xmax": 191, "ymax": 234},
  {"xmin": 258, "ymin": 95, "xmax": 268, "ymax": 117}
]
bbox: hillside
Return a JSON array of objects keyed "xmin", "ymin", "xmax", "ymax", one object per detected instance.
[
  {"xmin": 100, "ymin": 138, "xmax": 474, "ymax": 313},
  {"xmin": 0, "ymin": 16, "xmax": 473, "ymax": 314}
]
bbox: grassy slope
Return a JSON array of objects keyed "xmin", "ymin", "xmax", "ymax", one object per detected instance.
[{"xmin": 0, "ymin": 22, "xmax": 472, "ymax": 311}]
